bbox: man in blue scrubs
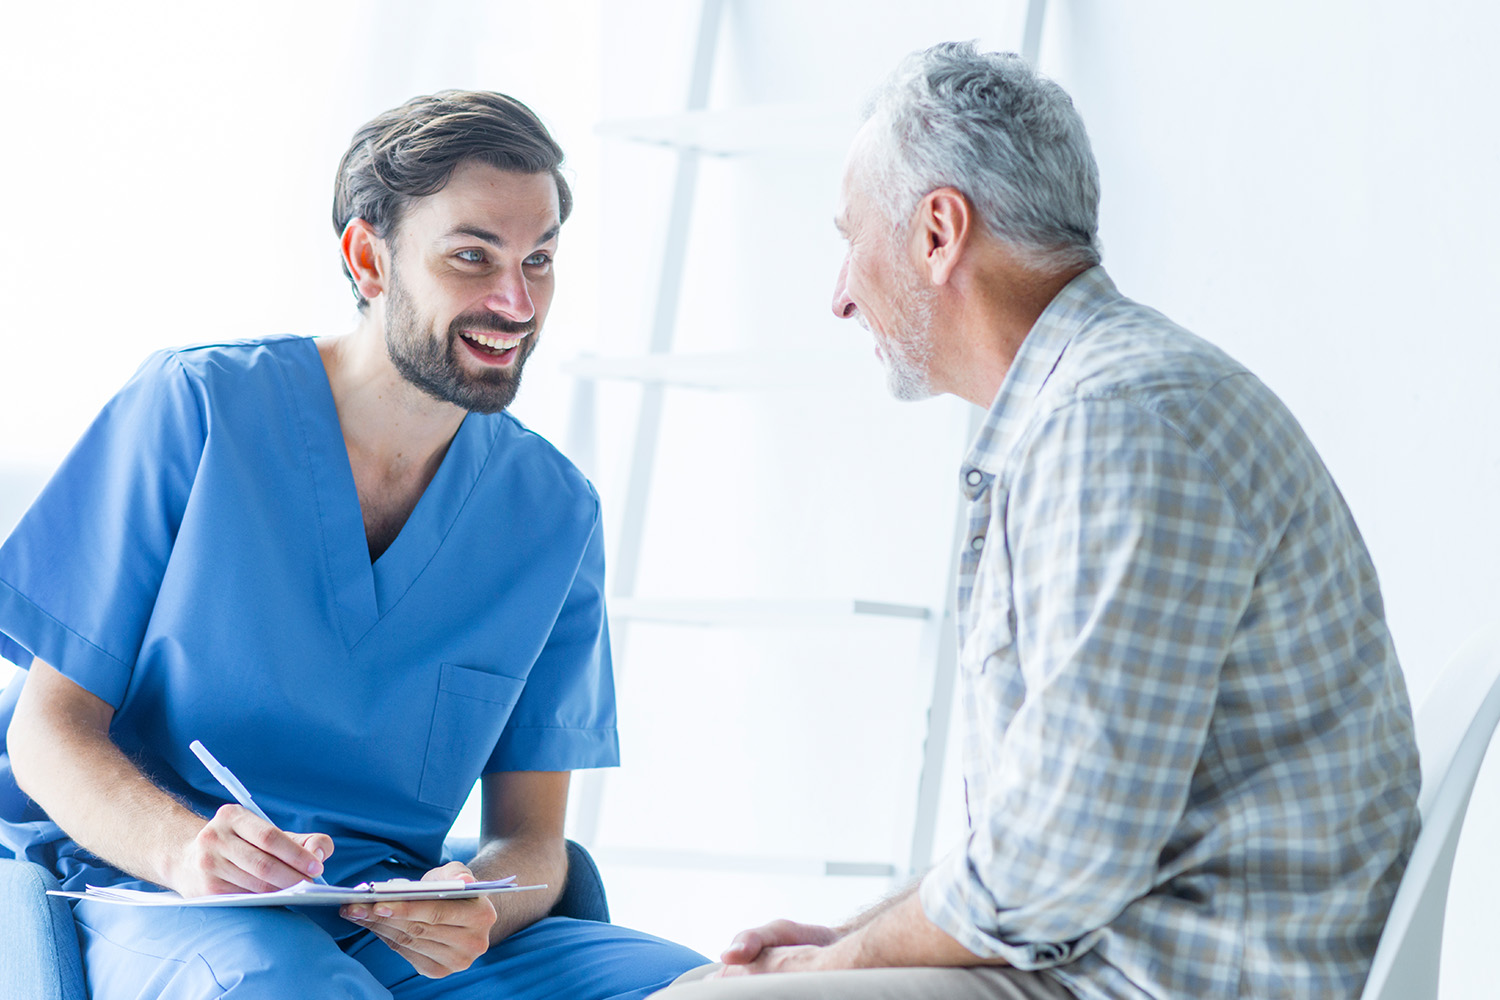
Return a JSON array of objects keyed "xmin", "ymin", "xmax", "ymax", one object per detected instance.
[{"xmin": 0, "ymin": 90, "xmax": 704, "ymax": 998}]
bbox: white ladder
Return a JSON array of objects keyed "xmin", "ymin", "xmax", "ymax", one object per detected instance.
[{"xmin": 567, "ymin": 0, "xmax": 1050, "ymax": 884}]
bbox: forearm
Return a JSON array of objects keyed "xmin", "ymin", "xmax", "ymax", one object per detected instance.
[
  {"xmin": 10, "ymin": 659, "xmax": 328, "ymax": 897},
  {"xmin": 719, "ymin": 884, "xmax": 1007, "ymax": 978},
  {"xmin": 467, "ymin": 828, "xmax": 567, "ymax": 944},
  {"xmin": 831, "ymin": 889, "xmax": 1006, "ymax": 970},
  {"xmin": 836, "ymin": 878, "xmax": 920, "ymax": 935},
  {"xmin": 8, "ymin": 662, "xmax": 202, "ymax": 888}
]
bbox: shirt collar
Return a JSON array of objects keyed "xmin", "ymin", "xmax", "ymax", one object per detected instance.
[{"xmin": 959, "ymin": 266, "xmax": 1121, "ymax": 497}]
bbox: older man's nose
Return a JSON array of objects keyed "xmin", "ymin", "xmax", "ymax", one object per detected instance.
[{"xmin": 831, "ymin": 259, "xmax": 856, "ymax": 319}]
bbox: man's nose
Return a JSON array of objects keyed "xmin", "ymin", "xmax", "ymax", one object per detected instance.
[
  {"xmin": 831, "ymin": 258, "xmax": 856, "ymax": 320},
  {"xmin": 485, "ymin": 267, "xmax": 535, "ymax": 322}
]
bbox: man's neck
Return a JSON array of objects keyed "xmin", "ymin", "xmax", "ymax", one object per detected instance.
[
  {"xmin": 318, "ymin": 321, "xmax": 468, "ymax": 476},
  {"xmin": 318, "ymin": 321, "xmax": 472, "ymax": 560},
  {"xmin": 943, "ymin": 258, "xmax": 1088, "ymax": 408}
]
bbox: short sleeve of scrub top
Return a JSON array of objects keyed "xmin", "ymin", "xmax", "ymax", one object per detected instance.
[
  {"xmin": 486, "ymin": 508, "xmax": 615, "ymax": 772},
  {"xmin": 0, "ymin": 350, "xmax": 204, "ymax": 702}
]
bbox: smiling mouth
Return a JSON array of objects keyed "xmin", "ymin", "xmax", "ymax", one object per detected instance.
[{"xmin": 460, "ymin": 330, "xmax": 526, "ymax": 357}]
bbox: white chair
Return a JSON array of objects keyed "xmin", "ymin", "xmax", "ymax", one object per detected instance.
[{"xmin": 1360, "ymin": 622, "xmax": 1500, "ymax": 1000}]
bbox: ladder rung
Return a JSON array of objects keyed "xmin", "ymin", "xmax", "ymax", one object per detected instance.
[
  {"xmin": 595, "ymin": 104, "xmax": 858, "ymax": 156},
  {"xmin": 592, "ymin": 847, "xmax": 899, "ymax": 878},
  {"xmin": 562, "ymin": 351, "xmax": 871, "ymax": 391},
  {"xmin": 611, "ymin": 598, "xmax": 932, "ymax": 627}
]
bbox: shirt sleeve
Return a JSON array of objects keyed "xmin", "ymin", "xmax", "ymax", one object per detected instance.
[
  {"xmin": 0, "ymin": 351, "xmax": 205, "ymax": 706},
  {"xmin": 920, "ymin": 395, "xmax": 1258, "ymax": 969},
  {"xmin": 485, "ymin": 493, "xmax": 619, "ymax": 772}
]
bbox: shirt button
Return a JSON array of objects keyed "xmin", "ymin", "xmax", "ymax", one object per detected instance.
[
  {"xmin": 965, "ymin": 469, "xmax": 983, "ymax": 486},
  {"xmin": 969, "ymin": 535, "xmax": 985, "ymax": 551},
  {"xmin": 1034, "ymin": 943, "xmax": 1066, "ymax": 962}
]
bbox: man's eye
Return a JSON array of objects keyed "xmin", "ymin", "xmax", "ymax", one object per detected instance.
[
  {"xmin": 525, "ymin": 252, "xmax": 552, "ymax": 268},
  {"xmin": 456, "ymin": 249, "xmax": 484, "ymax": 263}
]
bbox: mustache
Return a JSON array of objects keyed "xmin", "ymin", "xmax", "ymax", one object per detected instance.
[{"xmin": 449, "ymin": 313, "xmax": 536, "ymax": 337}]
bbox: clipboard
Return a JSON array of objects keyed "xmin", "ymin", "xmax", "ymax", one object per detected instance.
[{"xmin": 50, "ymin": 876, "xmax": 546, "ymax": 908}]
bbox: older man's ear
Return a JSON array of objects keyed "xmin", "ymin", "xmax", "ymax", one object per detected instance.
[{"xmin": 914, "ymin": 186, "xmax": 973, "ymax": 286}]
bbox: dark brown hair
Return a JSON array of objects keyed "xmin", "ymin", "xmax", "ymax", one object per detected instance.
[{"xmin": 332, "ymin": 90, "xmax": 573, "ymax": 308}]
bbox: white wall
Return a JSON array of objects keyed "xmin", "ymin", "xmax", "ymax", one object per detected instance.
[
  {"xmin": 1034, "ymin": 5, "xmax": 1500, "ymax": 995},
  {"xmin": 0, "ymin": 0, "xmax": 603, "ymax": 478},
  {"xmin": 2, "ymin": 1, "xmax": 1496, "ymax": 994}
]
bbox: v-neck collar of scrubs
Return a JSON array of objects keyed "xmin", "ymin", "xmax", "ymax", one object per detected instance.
[{"xmin": 284, "ymin": 337, "xmax": 502, "ymax": 648}]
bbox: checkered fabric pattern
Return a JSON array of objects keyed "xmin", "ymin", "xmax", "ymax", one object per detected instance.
[{"xmin": 918, "ymin": 268, "xmax": 1420, "ymax": 1000}]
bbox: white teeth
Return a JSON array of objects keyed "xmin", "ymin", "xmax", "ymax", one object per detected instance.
[{"xmin": 463, "ymin": 331, "xmax": 523, "ymax": 350}]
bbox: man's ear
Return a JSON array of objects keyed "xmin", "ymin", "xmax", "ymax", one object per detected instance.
[
  {"xmin": 340, "ymin": 218, "xmax": 388, "ymax": 302},
  {"xmin": 912, "ymin": 187, "xmax": 971, "ymax": 286}
]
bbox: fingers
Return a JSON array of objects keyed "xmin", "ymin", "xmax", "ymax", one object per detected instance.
[
  {"xmin": 355, "ymin": 917, "xmax": 478, "ymax": 978},
  {"xmin": 186, "ymin": 806, "xmax": 325, "ymax": 894},
  {"xmin": 714, "ymin": 952, "xmax": 769, "ymax": 978},
  {"xmin": 720, "ymin": 920, "xmax": 838, "ymax": 965},
  {"xmin": 347, "ymin": 897, "xmax": 479, "ymax": 928},
  {"xmin": 227, "ymin": 808, "xmax": 326, "ymax": 883},
  {"xmin": 294, "ymin": 831, "xmax": 336, "ymax": 869},
  {"xmin": 720, "ymin": 929, "xmax": 766, "ymax": 965},
  {"xmin": 722, "ymin": 944, "xmax": 833, "ymax": 979},
  {"xmin": 342, "ymin": 863, "xmax": 496, "ymax": 980},
  {"xmin": 342, "ymin": 895, "xmax": 497, "ymax": 979},
  {"xmin": 424, "ymin": 861, "xmax": 477, "ymax": 883}
]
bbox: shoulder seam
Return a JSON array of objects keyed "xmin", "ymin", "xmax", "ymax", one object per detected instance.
[{"xmin": 155, "ymin": 349, "xmax": 209, "ymax": 436}]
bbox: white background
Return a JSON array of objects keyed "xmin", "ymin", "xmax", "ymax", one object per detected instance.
[{"xmin": 1, "ymin": 2, "xmax": 1496, "ymax": 995}]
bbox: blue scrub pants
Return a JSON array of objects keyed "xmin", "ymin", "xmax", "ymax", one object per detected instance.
[{"xmin": 73, "ymin": 902, "xmax": 705, "ymax": 1000}]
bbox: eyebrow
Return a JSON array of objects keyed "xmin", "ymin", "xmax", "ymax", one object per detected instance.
[{"xmin": 446, "ymin": 224, "xmax": 561, "ymax": 249}]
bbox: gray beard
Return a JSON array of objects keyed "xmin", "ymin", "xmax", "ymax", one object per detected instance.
[
  {"xmin": 883, "ymin": 335, "xmax": 934, "ymax": 401},
  {"xmin": 867, "ymin": 283, "xmax": 935, "ymax": 402}
]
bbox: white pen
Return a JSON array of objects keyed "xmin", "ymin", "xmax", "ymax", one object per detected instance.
[{"xmin": 189, "ymin": 739, "xmax": 330, "ymax": 886}]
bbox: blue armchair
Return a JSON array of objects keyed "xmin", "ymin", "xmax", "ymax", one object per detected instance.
[
  {"xmin": 1, "ymin": 850, "xmax": 84, "ymax": 1000},
  {"xmin": 1, "ymin": 838, "xmax": 610, "ymax": 1000}
]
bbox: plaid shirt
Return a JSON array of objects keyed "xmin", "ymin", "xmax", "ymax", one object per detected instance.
[{"xmin": 918, "ymin": 268, "xmax": 1420, "ymax": 999}]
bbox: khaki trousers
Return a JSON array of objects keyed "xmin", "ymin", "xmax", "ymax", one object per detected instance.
[{"xmin": 656, "ymin": 963, "xmax": 1077, "ymax": 1000}]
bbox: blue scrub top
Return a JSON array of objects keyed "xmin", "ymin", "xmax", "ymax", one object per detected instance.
[{"xmin": 0, "ymin": 337, "xmax": 618, "ymax": 889}]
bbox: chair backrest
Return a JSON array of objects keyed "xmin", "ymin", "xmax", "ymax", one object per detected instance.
[{"xmin": 1359, "ymin": 622, "xmax": 1500, "ymax": 1000}]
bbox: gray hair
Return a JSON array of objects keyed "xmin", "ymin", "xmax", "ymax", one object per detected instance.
[{"xmin": 861, "ymin": 41, "xmax": 1101, "ymax": 271}]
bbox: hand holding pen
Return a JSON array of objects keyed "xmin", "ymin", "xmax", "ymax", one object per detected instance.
[{"xmin": 176, "ymin": 740, "xmax": 333, "ymax": 895}]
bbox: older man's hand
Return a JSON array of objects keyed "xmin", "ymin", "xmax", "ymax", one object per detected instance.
[{"xmin": 714, "ymin": 919, "xmax": 844, "ymax": 977}]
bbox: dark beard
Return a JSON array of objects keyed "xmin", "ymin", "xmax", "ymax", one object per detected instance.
[{"xmin": 384, "ymin": 273, "xmax": 537, "ymax": 414}]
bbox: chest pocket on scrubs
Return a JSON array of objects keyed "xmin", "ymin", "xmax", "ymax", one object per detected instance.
[{"xmin": 418, "ymin": 663, "xmax": 527, "ymax": 808}]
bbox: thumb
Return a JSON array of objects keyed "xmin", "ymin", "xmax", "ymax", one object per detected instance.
[
  {"xmin": 293, "ymin": 832, "xmax": 333, "ymax": 863},
  {"xmin": 427, "ymin": 861, "xmax": 476, "ymax": 883},
  {"xmin": 721, "ymin": 930, "xmax": 762, "ymax": 964}
]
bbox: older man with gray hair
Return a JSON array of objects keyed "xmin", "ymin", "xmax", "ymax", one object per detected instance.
[{"xmin": 661, "ymin": 41, "xmax": 1420, "ymax": 1000}]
